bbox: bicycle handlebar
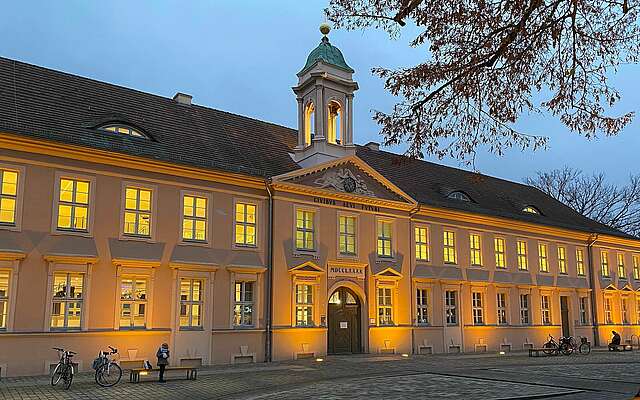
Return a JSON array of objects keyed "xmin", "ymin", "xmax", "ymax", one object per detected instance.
[{"xmin": 108, "ymin": 346, "xmax": 117, "ymax": 353}]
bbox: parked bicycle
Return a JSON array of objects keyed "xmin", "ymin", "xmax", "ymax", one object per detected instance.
[
  {"xmin": 51, "ymin": 347, "xmax": 76, "ymax": 390},
  {"xmin": 578, "ymin": 336, "xmax": 591, "ymax": 355},
  {"xmin": 543, "ymin": 334, "xmax": 591, "ymax": 356},
  {"xmin": 542, "ymin": 334, "xmax": 559, "ymax": 355},
  {"xmin": 93, "ymin": 346, "xmax": 122, "ymax": 387}
]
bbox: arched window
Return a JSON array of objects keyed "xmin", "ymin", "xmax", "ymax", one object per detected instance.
[
  {"xmin": 448, "ymin": 191, "xmax": 471, "ymax": 202},
  {"xmin": 100, "ymin": 123, "xmax": 147, "ymax": 139},
  {"xmin": 522, "ymin": 205, "xmax": 540, "ymax": 214},
  {"xmin": 304, "ymin": 102, "xmax": 315, "ymax": 146},
  {"xmin": 327, "ymin": 100, "xmax": 342, "ymax": 145}
]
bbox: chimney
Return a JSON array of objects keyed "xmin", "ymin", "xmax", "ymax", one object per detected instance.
[
  {"xmin": 365, "ymin": 141, "xmax": 380, "ymax": 151},
  {"xmin": 173, "ymin": 92, "xmax": 192, "ymax": 106}
]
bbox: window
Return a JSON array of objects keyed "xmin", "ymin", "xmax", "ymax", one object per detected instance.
[
  {"xmin": 448, "ymin": 191, "xmax": 471, "ymax": 201},
  {"xmin": 0, "ymin": 169, "xmax": 18, "ymax": 225},
  {"xmin": 443, "ymin": 230, "xmax": 457, "ymax": 264},
  {"xmin": 445, "ymin": 290, "xmax": 458, "ymax": 325},
  {"xmin": 541, "ymin": 295, "xmax": 551, "ymax": 325},
  {"xmin": 522, "ymin": 206, "xmax": 540, "ymax": 214},
  {"xmin": 377, "ymin": 220, "xmax": 393, "ymax": 257},
  {"xmin": 377, "ymin": 287, "xmax": 393, "ymax": 325},
  {"xmin": 295, "ymin": 209, "xmax": 315, "ymax": 251},
  {"xmin": 617, "ymin": 254, "xmax": 626, "ymax": 279},
  {"xmin": 601, "ymin": 251, "xmax": 610, "ymax": 277},
  {"xmin": 101, "ymin": 124, "xmax": 146, "ymax": 138},
  {"xmin": 233, "ymin": 282, "xmax": 254, "ymax": 327},
  {"xmin": 579, "ymin": 297, "xmax": 589, "ymax": 325},
  {"xmin": 497, "ymin": 292, "xmax": 508, "ymax": 325},
  {"xmin": 235, "ymin": 202, "xmax": 257, "ymax": 247},
  {"xmin": 604, "ymin": 297, "xmax": 613, "ymax": 324},
  {"xmin": 494, "ymin": 237, "xmax": 506, "ymax": 268},
  {"xmin": 179, "ymin": 279, "xmax": 203, "ymax": 328},
  {"xmin": 120, "ymin": 279, "xmax": 147, "ymax": 329},
  {"xmin": 304, "ymin": 102, "xmax": 315, "ymax": 146},
  {"xmin": 622, "ymin": 297, "xmax": 630, "ymax": 324},
  {"xmin": 469, "ymin": 233, "xmax": 482, "ymax": 266},
  {"xmin": 416, "ymin": 288, "xmax": 429, "ymax": 325},
  {"xmin": 519, "ymin": 294, "xmax": 530, "ymax": 325},
  {"xmin": 415, "ymin": 226, "xmax": 429, "ymax": 261},
  {"xmin": 634, "ymin": 255, "xmax": 640, "ymax": 280},
  {"xmin": 338, "ymin": 215, "xmax": 357, "ymax": 255},
  {"xmin": 517, "ymin": 240, "xmax": 528, "ymax": 270},
  {"xmin": 56, "ymin": 178, "xmax": 90, "ymax": 231},
  {"xmin": 472, "ymin": 292, "xmax": 484, "ymax": 325},
  {"xmin": 636, "ymin": 297, "xmax": 640, "ymax": 324},
  {"xmin": 558, "ymin": 246, "xmax": 567, "ymax": 274},
  {"xmin": 51, "ymin": 273, "xmax": 83, "ymax": 329},
  {"xmin": 538, "ymin": 243, "xmax": 549, "ymax": 272},
  {"xmin": 327, "ymin": 100, "xmax": 342, "ymax": 144},
  {"xmin": 576, "ymin": 249, "xmax": 585, "ymax": 276},
  {"xmin": 295, "ymin": 284, "xmax": 314, "ymax": 326},
  {"xmin": 123, "ymin": 187, "xmax": 152, "ymax": 236},
  {"xmin": 0, "ymin": 271, "xmax": 8, "ymax": 329},
  {"xmin": 182, "ymin": 194, "xmax": 207, "ymax": 242}
]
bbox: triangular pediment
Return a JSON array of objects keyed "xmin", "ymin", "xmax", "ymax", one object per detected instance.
[
  {"xmin": 273, "ymin": 156, "xmax": 416, "ymax": 204},
  {"xmin": 373, "ymin": 266, "xmax": 403, "ymax": 278},
  {"xmin": 289, "ymin": 261, "xmax": 324, "ymax": 274}
]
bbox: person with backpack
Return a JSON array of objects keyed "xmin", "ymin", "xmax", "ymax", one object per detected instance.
[{"xmin": 156, "ymin": 343, "xmax": 170, "ymax": 382}]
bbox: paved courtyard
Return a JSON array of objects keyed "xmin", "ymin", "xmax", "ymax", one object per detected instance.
[{"xmin": 1, "ymin": 350, "xmax": 640, "ymax": 399}]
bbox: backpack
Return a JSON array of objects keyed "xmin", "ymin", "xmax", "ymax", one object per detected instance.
[{"xmin": 143, "ymin": 360, "xmax": 153, "ymax": 370}]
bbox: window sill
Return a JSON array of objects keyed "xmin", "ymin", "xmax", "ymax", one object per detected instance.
[
  {"xmin": 118, "ymin": 327, "xmax": 148, "ymax": 331},
  {"xmin": 376, "ymin": 257, "xmax": 395, "ymax": 263},
  {"xmin": 232, "ymin": 325, "xmax": 256, "ymax": 330},
  {"xmin": 179, "ymin": 327, "xmax": 204, "ymax": 332},
  {"xmin": 234, "ymin": 244, "xmax": 259, "ymax": 251},
  {"xmin": 444, "ymin": 262, "xmax": 457, "ymax": 266},
  {"xmin": 179, "ymin": 239, "xmax": 210, "ymax": 248},
  {"xmin": 53, "ymin": 229, "xmax": 92, "ymax": 238},
  {"xmin": 470, "ymin": 264, "xmax": 483, "ymax": 268},
  {"xmin": 120, "ymin": 234, "xmax": 154, "ymax": 242}
]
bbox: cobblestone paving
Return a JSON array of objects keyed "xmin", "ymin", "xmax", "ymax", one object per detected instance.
[{"xmin": 1, "ymin": 350, "xmax": 639, "ymax": 400}]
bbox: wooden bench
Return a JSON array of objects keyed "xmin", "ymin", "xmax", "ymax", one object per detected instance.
[
  {"xmin": 608, "ymin": 344, "xmax": 633, "ymax": 352},
  {"xmin": 129, "ymin": 366, "xmax": 198, "ymax": 383},
  {"xmin": 528, "ymin": 347, "xmax": 557, "ymax": 357}
]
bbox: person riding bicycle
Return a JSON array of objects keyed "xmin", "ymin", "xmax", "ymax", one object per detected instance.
[
  {"xmin": 608, "ymin": 330, "xmax": 621, "ymax": 351},
  {"xmin": 156, "ymin": 343, "xmax": 170, "ymax": 382}
]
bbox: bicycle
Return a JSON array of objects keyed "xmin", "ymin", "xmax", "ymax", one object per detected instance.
[
  {"xmin": 51, "ymin": 347, "xmax": 76, "ymax": 390},
  {"xmin": 542, "ymin": 334, "xmax": 559, "ymax": 355},
  {"xmin": 93, "ymin": 346, "xmax": 122, "ymax": 387},
  {"xmin": 558, "ymin": 336, "xmax": 577, "ymax": 355},
  {"xmin": 578, "ymin": 336, "xmax": 591, "ymax": 355}
]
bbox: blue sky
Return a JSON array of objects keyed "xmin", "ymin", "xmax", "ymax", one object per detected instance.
[{"xmin": 1, "ymin": 0, "xmax": 638, "ymax": 184}]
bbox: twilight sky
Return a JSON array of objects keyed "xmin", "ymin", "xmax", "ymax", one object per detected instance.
[{"xmin": 1, "ymin": 0, "xmax": 638, "ymax": 184}]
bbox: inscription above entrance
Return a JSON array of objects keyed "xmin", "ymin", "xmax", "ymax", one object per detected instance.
[{"xmin": 328, "ymin": 264, "xmax": 366, "ymax": 280}]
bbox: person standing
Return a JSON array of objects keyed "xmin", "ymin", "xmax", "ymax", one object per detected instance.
[{"xmin": 156, "ymin": 343, "xmax": 170, "ymax": 382}]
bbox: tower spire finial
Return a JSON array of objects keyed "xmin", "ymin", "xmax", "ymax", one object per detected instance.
[{"xmin": 319, "ymin": 22, "xmax": 331, "ymax": 36}]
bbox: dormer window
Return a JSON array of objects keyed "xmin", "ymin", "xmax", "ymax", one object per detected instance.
[
  {"xmin": 448, "ymin": 191, "xmax": 471, "ymax": 202},
  {"xmin": 100, "ymin": 124, "xmax": 147, "ymax": 139},
  {"xmin": 522, "ymin": 206, "xmax": 540, "ymax": 214}
]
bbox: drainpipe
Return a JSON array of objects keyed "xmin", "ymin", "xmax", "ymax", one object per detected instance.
[
  {"xmin": 265, "ymin": 180, "xmax": 274, "ymax": 362},
  {"xmin": 586, "ymin": 233, "xmax": 599, "ymax": 347},
  {"xmin": 408, "ymin": 204, "xmax": 421, "ymax": 354}
]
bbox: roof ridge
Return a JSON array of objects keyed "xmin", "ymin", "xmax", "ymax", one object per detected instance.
[{"xmin": 0, "ymin": 55, "xmax": 298, "ymax": 136}]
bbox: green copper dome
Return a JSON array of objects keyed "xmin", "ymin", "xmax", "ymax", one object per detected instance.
[{"xmin": 299, "ymin": 36, "xmax": 354, "ymax": 75}]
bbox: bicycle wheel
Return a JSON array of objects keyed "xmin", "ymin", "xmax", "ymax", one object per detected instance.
[
  {"xmin": 96, "ymin": 363, "xmax": 122, "ymax": 387},
  {"xmin": 561, "ymin": 343, "xmax": 573, "ymax": 356},
  {"xmin": 579, "ymin": 342, "xmax": 591, "ymax": 355},
  {"xmin": 62, "ymin": 364, "xmax": 73, "ymax": 390},
  {"xmin": 51, "ymin": 363, "xmax": 63, "ymax": 386},
  {"xmin": 542, "ymin": 341, "xmax": 557, "ymax": 355}
]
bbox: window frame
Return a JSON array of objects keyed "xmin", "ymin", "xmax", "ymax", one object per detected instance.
[
  {"xmin": 471, "ymin": 291, "xmax": 485, "ymax": 325},
  {"xmin": 119, "ymin": 181, "xmax": 157, "ymax": 241},
  {"xmin": 519, "ymin": 293, "xmax": 530, "ymax": 325},
  {"xmin": 0, "ymin": 164, "xmax": 25, "ymax": 231},
  {"xmin": 119, "ymin": 277, "xmax": 149, "ymax": 329},
  {"xmin": 604, "ymin": 296, "xmax": 613, "ymax": 324},
  {"xmin": 376, "ymin": 217, "xmax": 394, "ymax": 259},
  {"xmin": 579, "ymin": 296, "xmax": 589, "ymax": 325},
  {"xmin": 496, "ymin": 291, "xmax": 508, "ymax": 325},
  {"xmin": 233, "ymin": 281, "xmax": 255, "ymax": 328},
  {"xmin": 633, "ymin": 255, "xmax": 640, "ymax": 280},
  {"xmin": 51, "ymin": 172, "xmax": 96, "ymax": 236},
  {"xmin": 540, "ymin": 294, "xmax": 552, "ymax": 325},
  {"xmin": 415, "ymin": 286, "xmax": 430, "ymax": 325},
  {"xmin": 294, "ymin": 283, "xmax": 315, "ymax": 327},
  {"xmin": 538, "ymin": 242, "xmax": 549, "ymax": 273},
  {"xmin": 576, "ymin": 249, "xmax": 586, "ymax": 276},
  {"xmin": 337, "ymin": 212, "xmax": 358, "ymax": 257},
  {"xmin": 443, "ymin": 229, "xmax": 457, "ymax": 264},
  {"xmin": 621, "ymin": 296, "xmax": 630, "ymax": 324},
  {"xmin": 494, "ymin": 237, "xmax": 506, "ymax": 269},
  {"xmin": 50, "ymin": 272, "xmax": 84, "ymax": 330},
  {"xmin": 617, "ymin": 253, "xmax": 626, "ymax": 280},
  {"xmin": 0, "ymin": 269, "xmax": 12, "ymax": 330},
  {"xmin": 517, "ymin": 240, "xmax": 528, "ymax": 271},
  {"xmin": 469, "ymin": 233, "xmax": 482, "ymax": 267},
  {"xmin": 444, "ymin": 290, "xmax": 458, "ymax": 326},
  {"xmin": 557, "ymin": 246, "xmax": 567, "ymax": 274},
  {"xmin": 294, "ymin": 205, "xmax": 317, "ymax": 253},
  {"xmin": 376, "ymin": 285, "xmax": 394, "ymax": 326},
  {"xmin": 99, "ymin": 123, "xmax": 148, "ymax": 139},
  {"xmin": 179, "ymin": 278, "xmax": 205, "ymax": 330},
  {"xmin": 414, "ymin": 225, "xmax": 430, "ymax": 262},
  {"xmin": 180, "ymin": 191, "xmax": 211, "ymax": 245},
  {"xmin": 234, "ymin": 198, "xmax": 259, "ymax": 249},
  {"xmin": 601, "ymin": 251, "xmax": 610, "ymax": 277}
]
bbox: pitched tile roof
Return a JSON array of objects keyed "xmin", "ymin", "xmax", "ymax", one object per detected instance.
[{"xmin": 0, "ymin": 56, "xmax": 633, "ymax": 239}]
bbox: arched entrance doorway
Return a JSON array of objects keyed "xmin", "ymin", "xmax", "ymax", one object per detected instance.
[{"xmin": 327, "ymin": 286, "xmax": 361, "ymax": 354}]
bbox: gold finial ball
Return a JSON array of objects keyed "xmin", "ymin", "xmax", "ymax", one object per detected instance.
[{"xmin": 319, "ymin": 22, "xmax": 331, "ymax": 36}]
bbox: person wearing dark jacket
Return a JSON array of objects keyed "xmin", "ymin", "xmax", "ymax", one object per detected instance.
[
  {"xmin": 156, "ymin": 343, "xmax": 170, "ymax": 382},
  {"xmin": 608, "ymin": 331, "xmax": 621, "ymax": 351}
]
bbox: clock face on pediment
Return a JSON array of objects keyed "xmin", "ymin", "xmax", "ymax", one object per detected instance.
[{"xmin": 285, "ymin": 162, "xmax": 407, "ymax": 202}]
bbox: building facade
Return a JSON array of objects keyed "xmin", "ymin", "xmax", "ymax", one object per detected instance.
[{"xmin": 0, "ymin": 29, "xmax": 639, "ymax": 377}]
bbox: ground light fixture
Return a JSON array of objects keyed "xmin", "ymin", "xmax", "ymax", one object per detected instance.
[
  {"xmin": 499, "ymin": 351, "xmax": 506, "ymax": 355},
  {"xmin": 315, "ymin": 358, "xmax": 324, "ymax": 362},
  {"xmin": 139, "ymin": 371, "xmax": 149, "ymax": 376},
  {"xmin": 401, "ymin": 353, "xmax": 409, "ymax": 357}
]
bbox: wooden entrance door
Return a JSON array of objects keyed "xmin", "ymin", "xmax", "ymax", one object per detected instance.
[
  {"xmin": 328, "ymin": 287, "xmax": 361, "ymax": 354},
  {"xmin": 560, "ymin": 296, "xmax": 570, "ymax": 338}
]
